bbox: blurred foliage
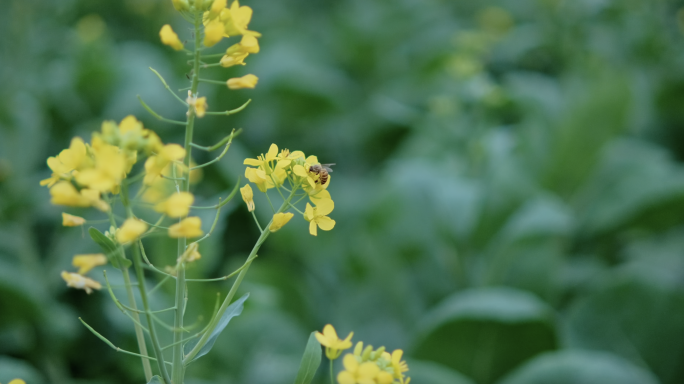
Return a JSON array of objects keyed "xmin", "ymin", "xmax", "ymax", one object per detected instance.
[{"xmin": 3, "ymin": 0, "xmax": 684, "ymax": 383}]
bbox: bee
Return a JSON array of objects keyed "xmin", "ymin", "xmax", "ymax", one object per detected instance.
[{"xmin": 309, "ymin": 163, "xmax": 335, "ymax": 185}]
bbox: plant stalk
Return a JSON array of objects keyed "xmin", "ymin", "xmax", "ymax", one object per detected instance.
[
  {"xmin": 172, "ymin": 6, "xmax": 203, "ymax": 383},
  {"xmin": 104, "ymin": 198, "xmax": 153, "ymax": 381},
  {"xmin": 183, "ymin": 186, "xmax": 300, "ymax": 364}
]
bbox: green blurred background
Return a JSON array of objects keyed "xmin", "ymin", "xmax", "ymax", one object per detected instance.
[{"xmin": 3, "ymin": 0, "xmax": 684, "ymax": 383}]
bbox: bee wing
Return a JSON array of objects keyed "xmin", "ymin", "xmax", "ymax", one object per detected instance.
[{"xmin": 321, "ymin": 163, "xmax": 335, "ymax": 172}]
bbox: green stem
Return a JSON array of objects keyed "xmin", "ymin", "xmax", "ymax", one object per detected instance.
[
  {"xmin": 103, "ymin": 198, "xmax": 153, "ymax": 382},
  {"xmin": 121, "ymin": 185, "xmax": 172, "ymax": 384},
  {"xmin": 330, "ymin": 359, "xmax": 334, "ymax": 384},
  {"xmin": 183, "ymin": 185, "xmax": 300, "ymax": 365},
  {"xmin": 172, "ymin": 8, "xmax": 203, "ymax": 383}
]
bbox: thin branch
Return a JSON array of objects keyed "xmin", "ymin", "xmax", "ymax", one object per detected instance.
[
  {"xmin": 204, "ymin": 99, "xmax": 252, "ymax": 116},
  {"xmin": 191, "ymin": 128, "xmax": 242, "ymax": 152},
  {"xmin": 137, "ymin": 96, "xmax": 186, "ymax": 125},
  {"xmin": 199, "ymin": 78, "xmax": 226, "ymax": 85},
  {"xmin": 190, "ymin": 198, "xmax": 222, "ymax": 245},
  {"xmin": 149, "ymin": 67, "xmax": 188, "ymax": 106},
  {"xmin": 190, "ymin": 177, "xmax": 241, "ymax": 210},
  {"xmin": 186, "ymin": 256, "xmax": 257, "ymax": 282},
  {"xmin": 79, "ymin": 318, "xmax": 171, "ymax": 366},
  {"xmin": 191, "ymin": 135, "xmax": 233, "ymax": 170}
]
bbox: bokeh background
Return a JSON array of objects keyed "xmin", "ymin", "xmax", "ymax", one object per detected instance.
[{"xmin": 3, "ymin": 0, "xmax": 684, "ymax": 383}]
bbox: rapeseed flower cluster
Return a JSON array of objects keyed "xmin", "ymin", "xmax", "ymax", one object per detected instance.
[
  {"xmin": 160, "ymin": 0, "xmax": 261, "ymax": 93},
  {"xmin": 41, "ymin": 116, "xmax": 207, "ymax": 294},
  {"xmin": 242, "ymin": 144, "xmax": 336, "ymax": 235},
  {"xmin": 316, "ymin": 325, "xmax": 411, "ymax": 384}
]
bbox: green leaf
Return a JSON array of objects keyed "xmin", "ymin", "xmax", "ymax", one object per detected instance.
[
  {"xmin": 147, "ymin": 375, "xmax": 163, "ymax": 384},
  {"xmin": 185, "ymin": 292, "xmax": 249, "ymax": 363},
  {"xmin": 293, "ymin": 332, "xmax": 322, "ymax": 384},
  {"xmin": 413, "ymin": 287, "xmax": 557, "ymax": 384},
  {"xmin": 88, "ymin": 227, "xmax": 131, "ymax": 269},
  {"xmin": 408, "ymin": 360, "xmax": 476, "ymax": 384},
  {"xmin": 496, "ymin": 351, "xmax": 660, "ymax": 384},
  {"xmin": 566, "ymin": 270, "xmax": 684, "ymax": 384}
]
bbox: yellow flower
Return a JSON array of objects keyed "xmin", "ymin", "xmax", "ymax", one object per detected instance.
[
  {"xmin": 208, "ymin": 0, "xmax": 227, "ymax": 19},
  {"xmin": 75, "ymin": 142, "xmax": 127, "ymax": 193},
  {"xmin": 160, "ymin": 24, "xmax": 184, "ymax": 50},
  {"xmin": 220, "ymin": 34, "xmax": 260, "ymax": 67},
  {"xmin": 186, "ymin": 91, "xmax": 208, "ymax": 117},
  {"xmin": 244, "ymin": 144, "xmax": 287, "ymax": 192},
  {"xmin": 61, "ymin": 271, "xmax": 102, "ymax": 294},
  {"xmin": 390, "ymin": 349, "xmax": 409, "ymax": 381},
  {"xmin": 222, "ymin": 0, "xmax": 261, "ymax": 37},
  {"xmin": 240, "ymin": 184, "xmax": 255, "ymax": 211},
  {"xmin": 269, "ymin": 212, "xmax": 293, "ymax": 232},
  {"xmin": 144, "ymin": 144, "xmax": 186, "ymax": 185},
  {"xmin": 62, "ymin": 212, "xmax": 86, "ymax": 227},
  {"xmin": 72, "ymin": 254, "xmax": 107, "ymax": 275},
  {"xmin": 154, "ymin": 192, "xmax": 194, "ymax": 218},
  {"xmin": 304, "ymin": 201, "xmax": 335, "ymax": 236},
  {"xmin": 315, "ymin": 324, "xmax": 353, "ymax": 360},
  {"xmin": 117, "ymin": 218, "xmax": 148, "ymax": 243},
  {"xmin": 9, "ymin": 380, "xmax": 27, "ymax": 384},
  {"xmin": 179, "ymin": 242, "xmax": 201, "ymax": 263},
  {"xmin": 227, "ymin": 74, "xmax": 258, "ymax": 89},
  {"xmin": 337, "ymin": 354, "xmax": 380, "ymax": 384},
  {"xmin": 50, "ymin": 182, "xmax": 108, "ymax": 211},
  {"xmin": 40, "ymin": 137, "xmax": 88, "ymax": 187},
  {"xmin": 204, "ymin": 18, "xmax": 224, "ymax": 47},
  {"xmin": 168, "ymin": 217, "xmax": 204, "ymax": 238}
]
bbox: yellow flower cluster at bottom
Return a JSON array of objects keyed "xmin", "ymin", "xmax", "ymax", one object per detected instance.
[{"xmin": 315, "ymin": 325, "xmax": 410, "ymax": 384}]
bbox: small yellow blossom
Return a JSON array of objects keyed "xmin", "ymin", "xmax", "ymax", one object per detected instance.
[
  {"xmin": 75, "ymin": 142, "xmax": 127, "ymax": 193},
  {"xmin": 389, "ymin": 349, "xmax": 409, "ymax": 381},
  {"xmin": 180, "ymin": 242, "xmax": 201, "ymax": 263},
  {"xmin": 144, "ymin": 144, "xmax": 186, "ymax": 185},
  {"xmin": 154, "ymin": 192, "xmax": 194, "ymax": 218},
  {"xmin": 208, "ymin": 0, "xmax": 227, "ymax": 19},
  {"xmin": 40, "ymin": 137, "xmax": 88, "ymax": 187},
  {"xmin": 204, "ymin": 18, "xmax": 225, "ymax": 47},
  {"xmin": 223, "ymin": 0, "xmax": 261, "ymax": 37},
  {"xmin": 72, "ymin": 254, "xmax": 107, "ymax": 274},
  {"xmin": 160, "ymin": 24, "xmax": 184, "ymax": 50},
  {"xmin": 240, "ymin": 184, "xmax": 255, "ymax": 211},
  {"xmin": 227, "ymin": 74, "xmax": 258, "ymax": 89},
  {"xmin": 9, "ymin": 380, "xmax": 27, "ymax": 384},
  {"xmin": 269, "ymin": 212, "xmax": 294, "ymax": 232},
  {"xmin": 169, "ymin": 217, "xmax": 204, "ymax": 238},
  {"xmin": 315, "ymin": 324, "xmax": 353, "ymax": 360},
  {"xmin": 61, "ymin": 271, "xmax": 102, "ymax": 294},
  {"xmin": 220, "ymin": 35, "xmax": 260, "ymax": 67},
  {"xmin": 50, "ymin": 182, "xmax": 108, "ymax": 211},
  {"xmin": 117, "ymin": 218, "xmax": 148, "ymax": 243},
  {"xmin": 304, "ymin": 201, "xmax": 335, "ymax": 236},
  {"xmin": 62, "ymin": 212, "xmax": 86, "ymax": 227},
  {"xmin": 337, "ymin": 354, "xmax": 381, "ymax": 384},
  {"xmin": 244, "ymin": 144, "xmax": 287, "ymax": 192},
  {"xmin": 186, "ymin": 91, "xmax": 208, "ymax": 117}
]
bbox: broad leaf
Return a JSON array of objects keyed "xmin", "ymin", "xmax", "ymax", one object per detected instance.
[
  {"xmin": 408, "ymin": 360, "xmax": 476, "ymax": 384},
  {"xmin": 293, "ymin": 332, "xmax": 322, "ymax": 384},
  {"xmin": 566, "ymin": 268, "xmax": 684, "ymax": 384},
  {"xmin": 497, "ymin": 350, "xmax": 660, "ymax": 384},
  {"xmin": 185, "ymin": 292, "xmax": 249, "ymax": 363},
  {"xmin": 147, "ymin": 375, "xmax": 163, "ymax": 384},
  {"xmin": 413, "ymin": 287, "xmax": 557, "ymax": 384},
  {"xmin": 88, "ymin": 227, "xmax": 131, "ymax": 269}
]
